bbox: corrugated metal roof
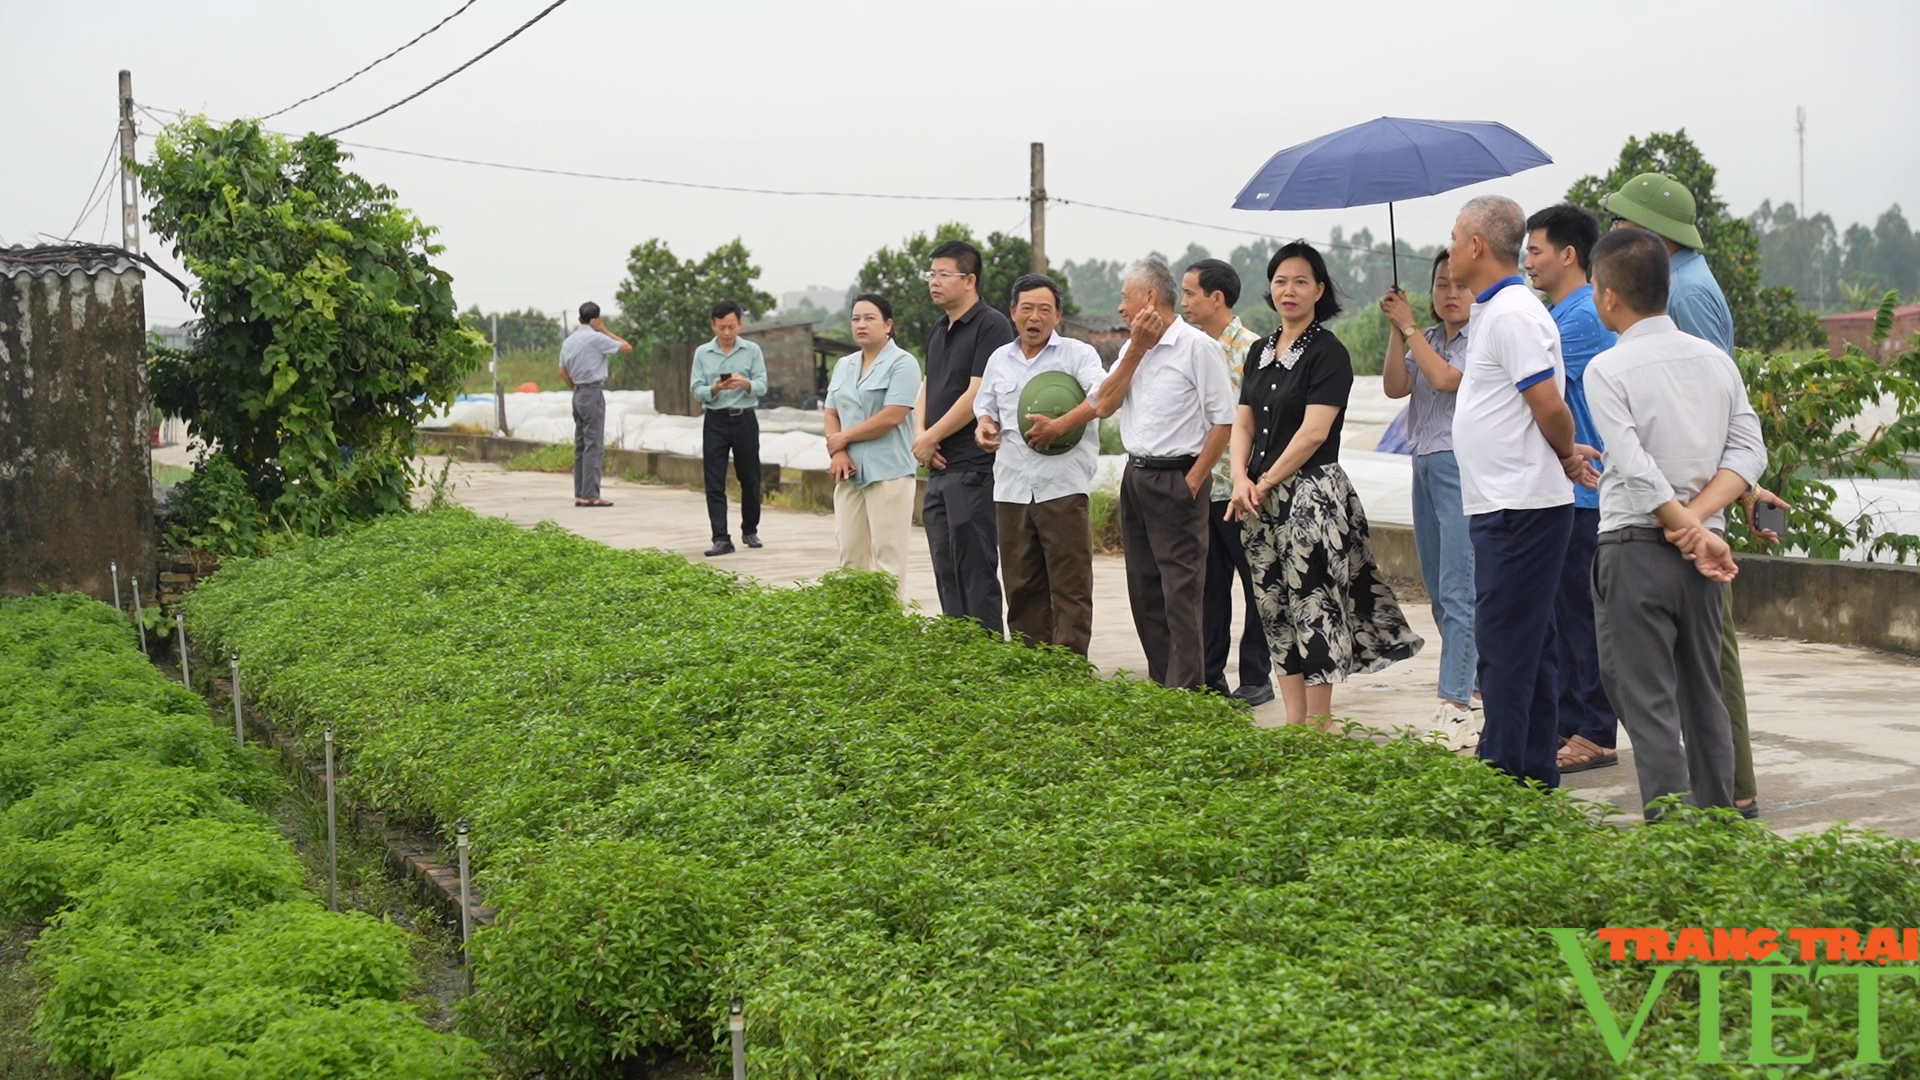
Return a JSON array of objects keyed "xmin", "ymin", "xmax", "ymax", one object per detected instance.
[{"xmin": 0, "ymin": 243, "xmax": 143, "ymax": 278}]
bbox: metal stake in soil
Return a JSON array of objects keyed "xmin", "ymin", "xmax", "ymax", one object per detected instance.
[
  {"xmin": 177, "ymin": 613, "xmax": 190, "ymax": 687},
  {"xmin": 110, "ymin": 560, "xmax": 121, "ymax": 612},
  {"xmin": 456, "ymin": 820, "xmax": 473, "ymax": 993},
  {"xmin": 324, "ymin": 724, "xmax": 339, "ymax": 912},
  {"xmin": 730, "ymin": 996, "xmax": 746, "ymax": 1080},
  {"xmin": 230, "ymin": 654, "xmax": 245, "ymax": 746},
  {"xmin": 131, "ymin": 576, "xmax": 146, "ymax": 651}
]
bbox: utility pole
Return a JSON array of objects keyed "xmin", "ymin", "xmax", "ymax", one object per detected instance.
[
  {"xmin": 1795, "ymin": 106, "xmax": 1807, "ymax": 215},
  {"xmin": 491, "ymin": 312, "xmax": 505, "ymax": 434},
  {"xmin": 118, "ymin": 70, "xmax": 141, "ymax": 254},
  {"xmin": 1029, "ymin": 142, "xmax": 1046, "ymax": 273}
]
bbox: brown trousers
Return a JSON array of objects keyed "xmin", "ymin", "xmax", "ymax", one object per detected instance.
[
  {"xmin": 997, "ymin": 494, "xmax": 1095, "ymax": 656},
  {"xmin": 1119, "ymin": 465, "xmax": 1210, "ymax": 688}
]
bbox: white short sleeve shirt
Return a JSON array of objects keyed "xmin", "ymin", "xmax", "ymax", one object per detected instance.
[
  {"xmin": 1118, "ymin": 317, "xmax": 1238, "ymax": 458},
  {"xmin": 1451, "ymin": 279, "xmax": 1574, "ymax": 515},
  {"xmin": 975, "ymin": 333, "xmax": 1107, "ymax": 504}
]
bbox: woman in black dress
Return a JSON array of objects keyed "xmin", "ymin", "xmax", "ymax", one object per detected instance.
[{"xmin": 1228, "ymin": 242, "xmax": 1422, "ymax": 728}]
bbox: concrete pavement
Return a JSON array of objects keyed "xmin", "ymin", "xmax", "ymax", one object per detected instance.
[{"xmin": 424, "ymin": 457, "xmax": 1920, "ymax": 840}]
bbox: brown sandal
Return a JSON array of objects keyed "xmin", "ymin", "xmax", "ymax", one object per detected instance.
[
  {"xmin": 575, "ymin": 498, "xmax": 614, "ymax": 508},
  {"xmin": 1558, "ymin": 734, "xmax": 1618, "ymax": 773}
]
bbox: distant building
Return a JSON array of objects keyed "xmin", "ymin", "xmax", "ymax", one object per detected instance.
[
  {"xmin": 1060, "ymin": 313, "xmax": 1129, "ymax": 366},
  {"xmin": 1818, "ymin": 303, "xmax": 1920, "ymax": 360},
  {"xmin": 151, "ymin": 321, "xmax": 197, "ymax": 351}
]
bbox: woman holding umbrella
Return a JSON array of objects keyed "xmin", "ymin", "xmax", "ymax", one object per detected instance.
[{"xmin": 1229, "ymin": 242, "xmax": 1422, "ymax": 727}]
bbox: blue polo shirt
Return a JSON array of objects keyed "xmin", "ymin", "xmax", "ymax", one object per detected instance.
[{"xmin": 1549, "ymin": 283, "xmax": 1617, "ymax": 509}]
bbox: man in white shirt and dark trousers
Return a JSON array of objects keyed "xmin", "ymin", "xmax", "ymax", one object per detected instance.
[
  {"xmin": 1446, "ymin": 197, "xmax": 1587, "ymax": 787},
  {"xmin": 1092, "ymin": 258, "xmax": 1237, "ymax": 689},
  {"xmin": 1584, "ymin": 228, "xmax": 1762, "ymax": 818},
  {"xmin": 974, "ymin": 273, "xmax": 1106, "ymax": 656},
  {"xmin": 558, "ymin": 302, "xmax": 633, "ymax": 508}
]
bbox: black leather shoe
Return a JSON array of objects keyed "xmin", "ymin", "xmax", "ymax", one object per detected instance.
[
  {"xmin": 1232, "ymin": 682, "xmax": 1277, "ymax": 707},
  {"xmin": 742, "ymin": 533, "xmax": 763, "ymax": 549},
  {"xmin": 704, "ymin": 539, "xmax": 735, "ymax": 557},
  {"xmin": 1738, "ymin": 799, "xmax": 1761, "ymax": 820}
]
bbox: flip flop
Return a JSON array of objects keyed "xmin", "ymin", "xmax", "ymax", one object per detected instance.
[
  {"xmin": 576, "ymin": 498, "xmax": 614, "ymax": 508},
  {"xmin": 1558, "ymin": 735, "xmax": 1618, "ymax": 774}
]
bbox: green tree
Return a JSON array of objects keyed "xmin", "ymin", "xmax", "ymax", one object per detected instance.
[
  {"xmin": 1840, "ymin": 205, "xmax": 1920, "ymax": 304},
  {"xmin": 854, "ymin": 224, "xmax": 1075, "ymax": 356},
  {"xmin": 137, "ymin": 115, "xmax": 484, "ymax": 547},
  {"xmin": 460, "ymin": 306, "xmax": 563, "ymax": 353},
  {"xmin": 1750, "ymin": 201, "xmax": 1842, "ymax": 312},
  {"xmin": 1734, "ymin": 291, "xmax": 1920, "ymax": 562},
  {"xmin": 612, "ymin": 237, "xmax": 775, "ymax": 354},
  {"xmin": 1567, "ymin": 130, "xmax": 1824, "ymax": 351},
  {"xmin": 1060, "ymin": 257, "xmax": 1124, "ymax": 319}
]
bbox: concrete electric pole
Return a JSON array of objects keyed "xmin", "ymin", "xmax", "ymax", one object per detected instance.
[
  {"xmin": 118, "ymin": 70, "xmax": 141, "ymax": 255},
  {"xmin": 1029, "ymin": 142, "xmax": 1046, "ymax": 273},
  {"xmin": 1795, "ymin": 106, "xmax": 1807, "ymax": 215}
]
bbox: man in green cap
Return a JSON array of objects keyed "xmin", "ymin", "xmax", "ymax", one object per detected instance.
[
  {"xmin": 1602, "ymin": 173, "xmax": 1734, "ymax": 354},
  {"xmin": 1602, "ymin": 172, "xmax": 1781, "ymax": 819}
]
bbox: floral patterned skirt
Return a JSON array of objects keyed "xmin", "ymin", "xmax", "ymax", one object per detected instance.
[{"xmin": 1242, "ymin": 463, "xmax": 1423, "ymax": 686}]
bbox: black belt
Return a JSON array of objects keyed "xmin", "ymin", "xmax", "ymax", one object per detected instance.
[
  {"xmin": 1128, "ymin": 454, "xmax": 1197, "ymax": 471},
  {"xmin": 1597, "ymin": 526, "xmax": 1666, "ymax": 546},
  {"xmin": 706, "ymin": 407, "xmax": 751, "ymax": 417}
]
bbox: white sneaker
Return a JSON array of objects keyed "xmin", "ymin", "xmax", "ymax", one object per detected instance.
[{"xmin": 1434, "ymin": 702, "xmax": 1482, "ymax": 753}]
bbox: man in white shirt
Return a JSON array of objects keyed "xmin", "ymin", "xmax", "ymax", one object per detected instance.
[
  {"xmin": 1584, "ymin": 227, "xmax": 1760, "ymax": 818},
  {"xmin": 975, "ymin": 273, "xmax": 1106, "ymax": 656},
  {"xmin": 1447, "ymin": 196, "xmax": 1588, "ymax": 787},
  {"xmin": 1090, "ymin": 258, "xmax": 1237, "ymax": 689}
]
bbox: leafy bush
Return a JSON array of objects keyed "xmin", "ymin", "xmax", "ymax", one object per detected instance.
[
  {"xmin": 502, "ymin": 443, "xmax": 575, "ymax": 473},
  {"xmin": 181, "ymin": 510, "xmax": 1920, "ymax": 1077},
  {"xmin": 0, "ymin": 594, "xmax": 477, "ymax": 1076}
]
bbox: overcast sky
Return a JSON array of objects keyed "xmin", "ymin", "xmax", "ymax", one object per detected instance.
[{"xmin": 4, "ymin": 0, "xmax": 1916, "ymax": 328}]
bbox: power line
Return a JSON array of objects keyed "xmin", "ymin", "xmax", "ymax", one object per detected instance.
[
  {"xmin": 1050, "ymin": 197, "xmax": 1408, "ymax": 258},
  {"xmin": 323, "ymin": 0, "xmax": 573, "ymax": 137},
  {"xmin": 64, "ymin": 129, "xmax": 122, "ymax": 240},
  {"xmin": 262, "ymin": 0, "xmax": 483, "ymax": 121}
]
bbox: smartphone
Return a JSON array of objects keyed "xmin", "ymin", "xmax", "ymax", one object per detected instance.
[{"xmin": 1753, "ymin": 501, "xmax": 1787, "ymax": 537}]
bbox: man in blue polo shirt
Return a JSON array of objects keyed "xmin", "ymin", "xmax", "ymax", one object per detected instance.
[{"xmin": 1525, "ymin": 204, "xmax": 1618, "ymax": 776}]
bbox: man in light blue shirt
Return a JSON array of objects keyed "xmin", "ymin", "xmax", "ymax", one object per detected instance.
[
  {"xmin": 689, "ymin": 300, "xmax": 769, "ymax": 556},
  {"xmin": 1525, "ymin": 204, "xmax": 1619, "ymax": 775},
  {"xmin": 558, "ymin": 301, "xmax": 633, "ymax": 507}
]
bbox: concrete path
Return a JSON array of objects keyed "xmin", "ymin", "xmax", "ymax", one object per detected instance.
[{"xmin": 424, "ymin": 458, "xmax": 1920, "ymax": 840}]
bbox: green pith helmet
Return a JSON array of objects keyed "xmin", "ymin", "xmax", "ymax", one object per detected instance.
[
  {"xmin": 1602, "ymin": 173, "xmax": 1705, "ymax": 250},
  {"xmin": 1016, "ymin": 370, "xmax": 1088, "ymax": 456}
]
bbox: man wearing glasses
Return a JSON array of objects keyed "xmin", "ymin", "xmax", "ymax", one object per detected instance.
[{"xmin": 913, "ymin": 240, "xmax": 1016, "ymax": 633}]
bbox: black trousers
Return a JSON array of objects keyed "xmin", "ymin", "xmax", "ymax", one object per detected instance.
[
  {"xmin": 1470, "ymin": 505, "xmax": 1573, "ymax": 788},
  {"xmin": 1555, "ymin": 507, "xmax": 1618, "ymax": 748},
  {"xmin": 1204, "ymin": 498, "xmax": 1271, "ymax": 693},
  {"xmin": 1119, "ymin": 465, "xmax": 1210, "ymax": 690},
  {"xmin": 702, "ymin": 410, "xmax": 761, "ymax": 542},
  {"xmin": 923, "ymin": 469, "xmax": 1003, "ymax": 633}
]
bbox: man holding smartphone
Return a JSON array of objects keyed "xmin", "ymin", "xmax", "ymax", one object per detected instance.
[{"xmin": 691, "ymin": 300, "xmax": 769, "ymax": 556}]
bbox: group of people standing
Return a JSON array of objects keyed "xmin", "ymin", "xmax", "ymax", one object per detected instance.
[
  {"xmin": 1383, "ymin": 173, "xmax": 1781, "ymax": 819},
  {"xmin": 560, "ymin": 169, "xmax": 1777, "ymax": 820}
]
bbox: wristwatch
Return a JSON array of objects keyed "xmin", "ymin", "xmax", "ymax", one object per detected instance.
[{"xmin": 1400, "ymin": 324, "xmax": 1418, "ymax": 339}]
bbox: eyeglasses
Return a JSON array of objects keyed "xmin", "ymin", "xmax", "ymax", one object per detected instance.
[{"xmin": 922, "ymin": 270, "xmax": 972, "ymax": 282}]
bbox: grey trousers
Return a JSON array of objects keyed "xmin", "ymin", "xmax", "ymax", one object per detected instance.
[
  {"xmin": 571, "ymin": 382, "xmax": 606, "ymax": 500},
  {"xmin": 1119, "ymin": 464, "xmax": 1210, "ymax": 690},
  {"xmin": 1592, "ymin": 532, "xmax": 1735, "ymax": 818}
]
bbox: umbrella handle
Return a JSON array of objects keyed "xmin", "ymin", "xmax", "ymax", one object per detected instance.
[{"xmin": 1388, "ymin": 202, "xmax": 1400, "ymax": 291}]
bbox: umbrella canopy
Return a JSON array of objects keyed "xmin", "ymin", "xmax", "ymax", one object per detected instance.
[
  {"xmin": 1232, "ymin": 117, "xmax": 1552, "ymax": 287},
  {"xmin": 1232, "ymin": 117, "xmax": 1552, "ymax": 210}
]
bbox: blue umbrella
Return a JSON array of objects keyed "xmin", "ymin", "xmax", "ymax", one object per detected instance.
[{"xmin": 1232, "ymin": 116, "xmax": 1553, "ymax": 287}]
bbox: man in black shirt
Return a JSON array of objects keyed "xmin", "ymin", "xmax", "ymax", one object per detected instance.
[{"xmin": 912, "ymin": 240, "xmax": 1015, "ymax": 633}]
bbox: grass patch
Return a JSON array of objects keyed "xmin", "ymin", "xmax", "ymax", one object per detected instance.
[
  {"xmin": 1088, "ymin": 481, "xmax": 1123, "ymax": 554},
  {"xmin": 152, "ymin": 462, "xmax": 194, "ymax": 487},
  {"xmin": 501, "ymin": 443, "xmax": 574, "ymax": 472},
  {"xmin": 179, "ymin": 509, "xmax": 1920, "ymax": 1078},
  {"xmin": 459, "ymin": 347, "xmax": 562, "ymax": 394}
]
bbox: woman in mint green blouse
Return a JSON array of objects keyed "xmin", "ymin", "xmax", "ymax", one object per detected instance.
[{"xmin": 825, "ymin": 294, "xmax": 921, "ymax": 598}]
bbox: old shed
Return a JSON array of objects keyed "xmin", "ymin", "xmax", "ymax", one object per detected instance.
[{"xmin": 0, "ymin": 245, "xmax": 153, "ymax": 600}]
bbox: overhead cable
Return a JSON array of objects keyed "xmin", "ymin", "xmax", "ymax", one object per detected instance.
[{"xmin": 262, "ymin": 0, "xmax": 483, "ymax": 121}]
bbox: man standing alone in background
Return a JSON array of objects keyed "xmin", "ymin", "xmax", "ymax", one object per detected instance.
[
  {"xmin": 691, "ymin": 300, "xmax": 769, "ymax": 557},
  {"xmin": 558, "ymin": 301, "xmax": 632, "ymax": 508},
  {"xmin": 1524, "ymin": 204, "xmax": 1619, "ymax": 775}
]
